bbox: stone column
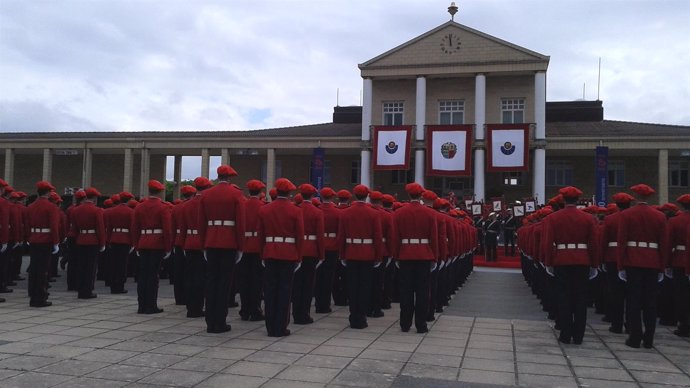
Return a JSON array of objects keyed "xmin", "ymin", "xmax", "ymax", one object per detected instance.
[
  {"xmin": 4, "ymin": 149, "xmax": 14, "ymax": 186},
  {"xmin": 82, "ymin": 148, "xmax": 93, "ymax": 188},
  {"xmin": 173, "ymin": 155, "xmax": 182, "ymax": 201},
  {"xmin": 266, "ymin": 148, "xmax": 276, "ymax": 190},
  {"xmin": 658, "ymin": 149, "xmax": 669, "ymax": 204},
  {"xmin": 360, "ymin": 150, "xmax": 371, "ymax": 188},
  {"xmin": 533, "ymin": 72, "xmax": 547, "ymax": 204},
  {"xmin": 123, "ymin": 148, "xmax": 133, "ymax": 193},
  {"xmin": 42, "ymin": 148, "xmax": 53, "ymax": 182},
  {"xmin": 201, "ymin": 148, "xmax": 210, "ymax": 178},
  {"xmin": 473, "ymin": 74, "xmax": 486, "ymax": 201},
  {"xmin": 415, "ymin": 76, "xmax": 426, "ymax": 186},
  {"xmin": 221, "ymin": 148, "xmax": 230, "ymax": 165},
  {"xmin": 361, "ymin": 78, "xmax": 373, "ymax": 187},
  {"xmin": 139, "ymin": 148, "xmax": 150, "ymax": 197}
]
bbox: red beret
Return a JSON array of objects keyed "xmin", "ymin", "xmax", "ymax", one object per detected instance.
[
  {"xmin": 675, "ymin": 194, "xmax": 690, "ymax": 205},
  {"xmin": 630, "ymin": 184, "xmax": 655, "ymax": 197},
  {"xmin": 433, "ymin": 198, "xmax": 451, "ymax": 210},
  {"xmin": 36, "ymin": 181, "xmax": 55, "ymax": 192},
  {"xmin": 127, "ymin": 199, "xmax": 138, "ymax": 208},
  {"xmin": 49, "ymin": 191, "xmax": 61, "ymax": 202},
  {"xmin": 422, "ymin": 190, "xmax": 438, "ymax": 201},
  {"xmin": 353, "ymin": 184, "xmax": 369, "ymax": 197},
  {"xmin": 611, "ymin": 192, "xmax": 634, "ymax": 204},
  {"xmin": 85, "ymin": 187, "xmax": 101, "ymax": 198},
  {"xmin": 119, "ymin": 191, "xmax": 134, "ymax": 201},
  {"xmin": 4, "ymin": 186, "xmax": 14, "ymax": 194},
  {"xmin": 275, "ymin": 178, "xmax": 296, "ymax": 192},
  {"xmin": 293, "ymin": 193, "xmax": 303, "ymax": 204},
  {"xmin": 606, "ymin": 203, "xmax": 618, "ymax": 214},
  {"xmin": 181, "ymin": 185, "xmax": 197, "ymax": 196},
  {"xmin": 311, "ymin": 197, "xmax": 321, "ymax": 207},
  {"xmin": 217, "ymin": 164, "xmax": 238, "ymax": 178},
  {"xmin": 392, "ymin": 202, "xmax": 404, "ymax": 211},
  {"xmin": 103, "ymin": 199, "xmax": 113, "ymax": 207},
  {"xmin": 320, "ymin": 187, "xmax": 336, "ymax": 198},
  {"xmin": 0, "ymin": 179, "xmax": 7, "ymax": 187},
  {"xmin": 148, "ymin": 179, "xmax": 165, "ymax": 192},
  {"xmin": 337, "ymin": 189, "xmax": 351, "ymax": 200},
  {"xmin": 547, "ymin": 194, "xmax": 564, "ymax": 206},
  {"xmin": 405, "ymin": 183, "xmax": 425, "ymax": 197},
  {"xmin": 369, "ymin": 191, "xmax": 384, "ymax": 201},
  {"xmin": 268, "ymin": 188, "xmax": 278, "ymax": 200},
  {"xmin": 74, "ymin": 190, "xmax": 86, "ymax": 199},
  {"xmin": 660, "ymin": 203, "xmax": 679, "ymax": 213},
  {"xmin": 382, "ymin": 194, "xmax": 395, "ymax": 204},
  {"xmin": 110, "ymin": 194, "xmax": 121, "ymax": 203},
  {"xmin": 193, "ymin": 177, "xmax": 212, "ymax": 189},
  {"xmin": 10, "ymin": 191, "xmax": 22, "ymax": 199},
  {"xmin": 173, "ymin": 199, "xmax": 183, "ymax": 205},
  {"xmin": 558, "ymin": 186, "xmax": 583, "ymax": 200},
  {"xmin": 247, "ymin": 179, "xmax": 266, "ymax": 191},
  {"xmin": 299, "ymin": 183, "xmax": 317, "ymax": 196}
]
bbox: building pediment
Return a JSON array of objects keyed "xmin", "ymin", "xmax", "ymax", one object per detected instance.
[{"xmin": 359, "ymin": 21, "xmax": 549, "ymax": 77}]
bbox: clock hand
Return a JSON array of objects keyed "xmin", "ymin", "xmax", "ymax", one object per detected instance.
[{"xmin": 448, "ymin": 34, "xmax": 452, "ymax": 47}]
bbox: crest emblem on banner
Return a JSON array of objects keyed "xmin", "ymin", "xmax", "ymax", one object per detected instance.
[
  {"xmin": 385, "ymin": 141, "xmax": 398, "ymax": 154},
  {"xmin": 440, "ymin": 142, "xmax": 457, "ymax": 159},
  {"xmin": 500, "ymin": 141, "xmax": 515, "ymax": 155}
]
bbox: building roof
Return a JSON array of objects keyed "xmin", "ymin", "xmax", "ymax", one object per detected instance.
[{"xmin": 546, "ymin": 120, "xmax": 690, "ymax": 138}]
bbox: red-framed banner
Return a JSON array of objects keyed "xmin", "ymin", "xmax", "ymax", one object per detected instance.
[
  {"xmin": 425, "ymin": 125, "xmax": 473, "ymax": 176},
  {"xmin": 486, "ymin": 124, "xmax": 530, "ymax": 172},
  {"xmin": 373, "ymin": 126, "xmax": 412, "ymax": 170}
]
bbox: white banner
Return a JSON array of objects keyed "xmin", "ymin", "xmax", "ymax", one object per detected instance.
[
  {"xmin": 491, "ymin": 129, "xmax": 526, "ymax": 168},
  {"xmin": 375, "ymin": 129, "xmax": 409, "ymax": 167},
  {"xmin": 431, "ymin": 131, "xmax": 467, "ymax": 172}
]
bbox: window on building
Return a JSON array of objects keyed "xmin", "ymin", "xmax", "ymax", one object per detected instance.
[
  {"xmin": 391, "ymin": 170, "xmax": 414, "ymax": 184},
  {"xmin": 501, "ymin": 98, "xmax": 525, "ymax": 124},
  {"xmin": 608, "ymin": 161, "xmax": 625, "ymax": 187},
  {"xmin": 383, "ymin": 102, "xmax": 404, "ymax": 126},
  {"xmin": 350, "ymin": 160, "xmax": 361, "ymax": 184},
  {"xmin": 439, "ymin": 100, "xmax": 464, "ymax": 125},
  {"xmin": 546, "ymin": 161, "xmax": 573, "ymax": 186},
  {"xmin": 503, "ymin": 172, "xmax": 524, "ymax": 186},
  {"xmin": 669, "ymin": 161, "xmax": 689, "ymax": 187},
  {"xmin": 308, "ymin": 160, "xmax": 332, "ymax": 186}
]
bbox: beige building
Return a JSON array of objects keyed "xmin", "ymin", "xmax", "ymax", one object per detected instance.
[{"xmin": 2, "ymin": 20, "xmax": 689, "ymax": 204}]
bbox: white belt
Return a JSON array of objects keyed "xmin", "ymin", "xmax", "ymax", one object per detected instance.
[
  {"xmin": 674, "ymin": 245, "xmax": 686, "ymax": 251},
  {"xmin": 142, "ymin": 229, "xmax": 163, "ymax": 235},
  {"xmin": 304, "ymin": 235, "xmax": 317, "ymax": 241},
  {"xmin": 556, "ymin": 243, "xmax": 588, "ymax": 250},
  {"xmin": 626, "ymin": 241, "xmax": 658, "ymax": 249},
  {"xmin": 30, "ymin": 228, "xmax": 51, "ymax": 233},
  {"xmin": 401, "ymin": 238, "xmax": 429, "ymax": 244},
  {"xmin": 266, "ymin": 236, "xmax": 296, "ymax": 243},
  {"xmin": 324, "ymin": 233, "xmax": 336, "ymax": 238},
  {"xmin": 346, "ymin": 238, "xmax": 373, "ymax": 244},
  {"xmin": 244, "ymin": 231, "xmax": 258, "ymax": 237},
  {"xmin": 187, "ymin": 229, "xmax": 199, "ymax": 235},
  {"xmin": 113, "ymin": 228, "xmax": 129, "ymax": 233},
  {"xmin": 176, "ymin": 229, "xmax": 181, "ymax": 234},
  {"xmin": 208, "ymin": 220, "xmax": 235, "ymax": 226},
  {"xmin": 607, "ymin": 242, "xmax": 618, "ymax": 247},
  {"xmin": 80, "ymin": 229, "xmax": 96, "ymax": 234},
  {"xmin": 382, "ymin": 237, "xmax": 387, "ymax": 243}
]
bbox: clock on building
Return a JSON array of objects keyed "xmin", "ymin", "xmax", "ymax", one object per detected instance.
[{"xmin": 440, "ymin": 33, "xmax": 461, "ymax": 54}]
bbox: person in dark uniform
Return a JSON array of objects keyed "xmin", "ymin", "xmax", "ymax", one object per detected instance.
[
  {"xmin": 617, "ymin": 184, "xmax": 669, "ymax": 349},
  {"xmin": 69, "ymin": 187, "xmax": 106, "ymax": 299},
  {"xmin": 502, "ymin": 209, "xmax": 518, "ymax": 256},
  {"xmin": 484, "ymin": 212, "xmax": 500, "ymax": 262},
  {"xmin": 64, "ymin": 190, "xmax": 86, "ymax": 291},
  {"xmin": 669, "ymin": 194, "xmax": 690, "ymax": 337},
  {"xmin": 236, "ymin": 179, "xmax": 266, "ymax": 321},
  {"xmin": 171, "ymin": 185, "xmax": 196, "ymax": 305},
  {"xmin": 105, "ymin": 191, "xmax": 135, "ymax": 294},
  {"xmin": 474, "ymin": 214, "xmax": 485, "ymax": 256},
  {"xmin": 332, "ymin": 189, "xmax": 351, "ymax": 306},
  {"xmin": 258, "ymin": 178, "xmax": 304, "ymax": 337},
  {"xmin": 314, "ymin": 187, "xmax": 341, "ymax": 313}
]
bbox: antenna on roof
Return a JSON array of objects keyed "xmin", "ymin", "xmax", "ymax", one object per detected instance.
[
  {"xmin": 336, "ymin": 88, "xmax": 339, "ymax": 106},
  {"xmin": 582, "ymin": 83, "xmax": 586, "ymax": 100},
  {"xmin": 448, "ymin": 2, "xmax": 458, "ymax": 21},
  {"xmin": 597, "ymin": 57, "xmax": 601, "ymax": 101}
]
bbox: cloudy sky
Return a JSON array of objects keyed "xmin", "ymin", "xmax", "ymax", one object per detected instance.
[{"xmin": 2, "ymin": 0, "xmax": 689, "ymax": 178}]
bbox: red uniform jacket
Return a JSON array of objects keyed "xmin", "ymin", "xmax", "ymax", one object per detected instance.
[
  {"xmin": 392, "ymin": 201, "xmax": 438, "ymax": 261},
  {"xmin": 442, "ymin": 213, "xmax": 455, "ymax": 260},
  {"xmin": 320, "ymin": 202, "xmax": 340, "ymax": 252},
  {"xmin": 257, "ymin": 197, "xmax": 304, "ymax": 261},
  {"xmin": 686, "ymin": 225, "xmax": 690, "ymax": 275},
  {"xmin": 374, "ymin": 206, "xmax": 395, "ymax": 258},
  {"xmin": 430, "ymin": 208, "xmax": 448, "ymax": 262},
  {"xmin": 0, "ymin": 197, "xmax": 9, "ymax": 244},
  {"xmin": 131, "ymin": 197, "xmax": 173, "ymax": 251},
  {"xmin": 338, "ymin": 201, "xmax": 382, "ymax": 261},
  {"xmin": 25, "ymin": 197, "xmax": 61, "ymax": 245},
  {"xmin": 668, "ymin": 211, "xmax": 690, "ymax": 268},
  {"xmin": 69, "ymin": 202, "xmax": 106, "ymax": 246},
  {"xmin": 198, "ymin": 182, "xmax": 245, "ymax": 250},
  {"xmin": 542, "ymin": 206, "xmax": 598, "ymax": 267},
  {"xmin": 66, "ymin": 204, "xmax": 78, "ymax": 238},
  {"xmin": 105, "ymin": 204, "xmax": 134, "ymax": 246},
  {"xmin": 601, "ymin": 211, "xmax": 623, "ymax": 264},
  {"xmin": 181, "ymin": 195, "xmax": 204, "ymax": 251},
  {"xmin": 9, "ymin": 201, "xmax": 24, "ymax": 243},
  {"xmin": 617, "ymin": 203, "xmax": 668, "ymax": 271},
  {"xmin": 300, "ymin": 201, "xmax": 325, "ymax": 260},
  {"xmin": 243, "ymin": 196, "xmax": 264, "ymax": 254},
  {"xmin": 172, "ymin": 200, "xmax": 189, "ymax": 248}
]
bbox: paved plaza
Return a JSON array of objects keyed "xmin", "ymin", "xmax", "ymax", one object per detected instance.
[{"xmin": 0, "ymin": 265, "xmax": 688, "ymax": 388}]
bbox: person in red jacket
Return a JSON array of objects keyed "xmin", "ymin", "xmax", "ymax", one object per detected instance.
[
  {"xmin": 338, "ymin": 184, "xmax": 383, "ymax": 329},
  {"xmin": 313, "ymin": 187, "xmax": 341, "ymax": 313},
  {"xmin": 69, "ymin": 187, "xmax": 106, "ymax": 299},
  {"xmin": 368, "ymin": 190, "xmax": 393, "ymax": 318},
  {"xmin": 291, "ymin": 183, "xmax": 324, "ymax": 324},
  {"xmin": 542, "ymin": 186, "xmax": 598, "ymax": 345},
  {"xmin": 237, "ymin": 179, "xmax": 266, "ymax": 322},
  {"xmin": 258, "ymin": 178, "xmax": 304, "ymax": 337},
  {"xmin": 421, "ymin": 190, "xmax": 446, "ymax": 321},
  {"xmin": 332, "ymin": 189, "xmax": 352, "ymax": 307},
  {"xmin": 25, "ymin": 181, "xmax": 61, "ymax": 307},
  {"xmin": 170, "ymin": 185, "xmax": 196, "ymax": 305},
  {"xmin": 0, "ymin": 180, "xmax": 12, "ymax": 296},
  {"xmin": 381, "ymin": 194, "xmax": 398, "ymax": 308},
  {"xmin": 669, "ymin": 194, "xmax": 690, "ymax": 337},
  {"xmin": 8, "ymin": 191, "xmax": 27, "ymax": 286},
  {"xmin": 104, "ymin": 192, "xmax": 135, "ymax": 294},
  {"xmin": 392, "ymin": 183, "xmax": 438, "ymax": 333},
  {"xmin": 48, "ymin": 191, "xmax": 66, "ymax": 282},
  {"xmin": 198, "ymin": 165, "xmax": 245, "ymax": 333},
  {"xmin": 132, "ymin": 180, "xmax": 173, "ymax": 315}
]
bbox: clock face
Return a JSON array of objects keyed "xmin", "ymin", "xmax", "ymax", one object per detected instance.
[{"xmin": 440, "ymin": 33, "xmax": 461, "ymax": 54}]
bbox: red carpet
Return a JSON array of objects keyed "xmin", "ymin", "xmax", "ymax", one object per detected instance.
[{"xmin": 473, "ymin": 251, "xmax": 522, "ymax": 269}]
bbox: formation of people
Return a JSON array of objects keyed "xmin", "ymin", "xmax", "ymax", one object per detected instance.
[
  {"xmin": 518, "ymin": 184, "xmax": 690, "ymax": 349},
  {"xmin": 0, "ymin": 167, "xmax": 478, "ymax": 337}
]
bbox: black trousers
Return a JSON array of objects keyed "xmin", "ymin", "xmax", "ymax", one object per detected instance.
[
  {"xmin": 11, "ymin": 243, "xmax": 24, "ymax": 279},
  {"xmin": 137, "ymin": 249, "xmax": 163, "ymax": 312},
  {"xmin": 333, "ymin": 257, "xmax": 348, "ymax": 306},
  {"xmin": 383, "ymin": 257, "xmax": 398, "ymax": 305},
  {"xmin": 503, "ymin": 229, "xmax": 515, "ymax": 256},
  {"xmin": 75, "ymin": 245, "xmax": 99, "ymax": 297},
  {"xmin": 657, "ymin": 275, "xmax": 675, "ymax": 324},
  {"xmin": 605, "ymin": 262, "xmax": 626, "ymax": 330},
  {"xmin": 292, "ymin": 257, "xmax": 317, "ymax": 322},
  {"xmin": 204, "ymin": 248, "xmax": 235, "ymax": 330},
  {"xmin": 184, "ymin": 250, "xmax": 206, "ymax": 316},
  {"xmin": 673, "ymin": 267, "xmax": 690, "ymax": 333},
  {"xmin": 427, "ymin": 266, "xmax": 438, "ymax": 319},
  {"xmin": 173, "ymin": 246, "xmax": 186, "ymax": 305},
  {"xmin": 237, "ymin": 252, "xmax": 264, "ymax": 319},
  {"xmin": 96, "ymin": 244, "xmax": 108, "ymax": 282},
  {"xmin": 109, "ymin": 244, "xmax": 130, "ymax": 292},
  {"xmin": 554, "ymin": 265, "xmax": 589, "ymax": 343},
  {"xmin": 369, "ymin": 262, "xmax": 385, "ymax": 315},
  {"xmin": 485, "ymin": 233, "xmax": 498, "ymax": 262},
  {"xmin": 314, "ymin": 250, "xmax": 338, "ymax": 312},
  {"xmin": 0, "ymin": 247, "xmax": 9, "ymax": 289},
  {"xmin": 346, "ymin": 260, "xmax": 373, "ymax": 328},
  {"xmin": 398, "ymin": 260, "xmax": 431, "ymax": 332},
  {"xmin": 65, "ymin": 237, "xmax": 77, "ymax": 291},
  {"xmin": 263, "ymin": 259, "xmax": 296, "ymax": 336},
  {"xmin": 28, "ymin": 243, "xmax": 51, "ymax": 304},
  {"xmin": 625, "ymin": 267, "xmax": 659, "ymax": 345}
]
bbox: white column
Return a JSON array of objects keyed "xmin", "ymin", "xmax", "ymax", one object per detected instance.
[
  {"xmin": 123, "ymin": 148, "xmax": 133, "ymax": 192},
  {"xmin": 533, "ymin": 71, "xmax": 547, "ymax": 204},
  {"xmin": 362, "ymin": 78, "xmax": 373, "ymax": 141},
  {"xmin": 360, "ymin": 150, "xmax": 371, "ymax": 188},
  {"xmin": 221, "ymin": 148, "xmax": 230, "ymax": 165},
  {"xmin": 415, "ymin": 76, "xmax": 426, "ymax": 185},
  {"xmin": 533, "ymin": 148, "xmax": 546, "ymax": 205},
  {"xmin": 139, "ymin": 148, "xmax": 150, "ymax": 197},
  {"xmin": 42, "ymin": 148, "xmax": 53, "ymax": 182},
  {"xmin": 658, "ymin": 149, "xmax": 669, "ymax": 204},
  {"xmin": 173, "ymin": 155, "xmax": 182, "ymax": 200},
  {"xmin": 201, "ymin": 148, "xmax": 210, "ymax": 178},
  {"xmin": 82, "ymin": 148, "xmax": 93, "ymax": 188},
  {"xmin": 474, "ymin": 74, "xmax": 486, "ymax": 201},
  {"xmin": 266, "ymin": 149, "xmax": 276, "ymax": 189},
  {"xmin": 4, "ymin": 149, "xmax": 14, "ymax": 186}
]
